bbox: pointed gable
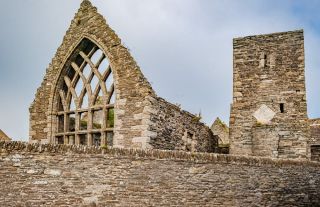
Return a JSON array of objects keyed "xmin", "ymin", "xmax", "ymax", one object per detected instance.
[
  {"xmin": 30, "ymin": 0, "xmax": 155, "ymax": 146},
  {"xmin": 0, "ymin": 130, "xmax": 11, "ymax": 141},
  {"xmin": 211, "ymin": 118, "xmax": 229, "ymax": 145},
  {"xmin": 29, "ymin": 1, "xmax": 216, "ymax": 152}
]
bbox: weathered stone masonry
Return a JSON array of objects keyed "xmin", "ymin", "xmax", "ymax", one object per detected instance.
[
  {"xmin": 230, "ymin": 30, "xmax": 309, "ymax": 159},
  {"xmin": 29, "ymin": 0, "xmax": 216, "ymax": 152},
  {"xmin": 310, "ymin": 118, "xmax": 320, "ymax": 161},
  {"xmin": 0, "ymin": 141, "xmax": 319, "ymax": 206},
  {"xmin": 149, "ymin": 97, "xmax": 216, "ymax": 152}
]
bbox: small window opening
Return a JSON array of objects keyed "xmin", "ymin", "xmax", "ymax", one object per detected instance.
[
  {"xmin": 93, "ymin": 133, "xmax": 101, "ymax": 147},
  {"xmin": 80, "ymin": 134, "xmax": 87, "ymax": 145},
  {"xmin": 280, "ymin": 103, "xmax": 284, "ymax": 113},
  {"xmin": 56, "ymin": 136, "xmax": 64, "ymax": 144},
  {"xmin": 186, "ymin": 132, "xmax": 194, "ymax": 152},
  {"xmin": 107, "ymin": 132, "xmax": 114, "ymax": 146}
]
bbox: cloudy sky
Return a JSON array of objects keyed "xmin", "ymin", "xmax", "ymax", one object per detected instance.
[{"xmin": 0, "ymin": 0, "xmax": 320, "ymax": 141}]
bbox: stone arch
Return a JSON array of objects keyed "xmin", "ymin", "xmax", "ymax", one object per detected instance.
[
  {"xmin": 51, "ymin": 37, "xmax": 116, "ymax": 147},
  {"xmin": 30, "ymin": 1, "xmax": 155, "ymax": 148}
]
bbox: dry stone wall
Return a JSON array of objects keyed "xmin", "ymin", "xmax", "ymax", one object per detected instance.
[
  {"xmin": 230, "ymin": 30, "xmax": 309, "ymax": 159},
  {"xmin": 0, "ymin": 141, "xmax": 319, "ymax": 207}
]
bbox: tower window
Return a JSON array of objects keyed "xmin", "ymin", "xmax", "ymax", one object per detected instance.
[{"xmin": 280, "ymin": 103, "xmax": 284, "ymax": 113}]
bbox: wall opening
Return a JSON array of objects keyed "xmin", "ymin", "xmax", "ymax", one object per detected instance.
[
  {"xmin": 280, "ymin": 103, "xmax": 284, "ymax": 113},
  {"xmin": 54, "ymin": 38, "xmax": 115, "ymax": 147},
  {"xmin": 311, "ymin": 145, "xmax": 320, "ymax": 161}
]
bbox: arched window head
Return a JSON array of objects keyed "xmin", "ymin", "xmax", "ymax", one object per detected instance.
[{"xmin": 54, "ymin": 38, "xmax": 115, "ymax": 147}]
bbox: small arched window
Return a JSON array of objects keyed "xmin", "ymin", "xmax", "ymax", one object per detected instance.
[{"xmin": 54, "ymin": 38, "xmax": 114, "ymax": 147}]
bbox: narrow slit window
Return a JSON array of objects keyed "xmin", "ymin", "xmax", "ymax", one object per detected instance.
[{"xmin": 280, "ymin": 103, "xmax": 284, "ymax": 113}]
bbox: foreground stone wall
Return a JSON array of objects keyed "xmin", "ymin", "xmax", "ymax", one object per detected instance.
[
  {"xmin": 230, "ymin": 30, "xmax": 309, "ymax": 159},
  {"xmin": 0, "ymin": 141, "xmax": 319, "ymax": 207},
  {"xmin": 149, "ymin": 97, "xmax": 216, "ymax": 152}
]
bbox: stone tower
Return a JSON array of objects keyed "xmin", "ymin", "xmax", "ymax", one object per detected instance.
[{"xmin": 229, "ymin": 30, "xmax": 309, "ymax": 159}]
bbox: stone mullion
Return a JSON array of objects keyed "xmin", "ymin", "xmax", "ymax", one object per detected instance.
[
  {"xmin": 107, "ymin": 85, "xmax": 114, "ymax": 104},
  {"xmin": 64, "ymin": 76, "xmax": 79, "ymax": 106},
  {"xmin": 78, "ymin": 85, "xmax": 88, "ymax": 109},
  {"xmin": 100, "ymin": 106, "xmax": 107, "ymax": 147},
  {"xmin": 101, "ymin": 132, "xmax": 106, "ymax": 147},
  {"xmin": 88, "ymin": 46, "xmax": 98, "ymax": 59},
  {"xmin": 59, "ymin": 90, "xmax": 67, "ymax": 111},
  {"xmin": 63, "ymin": 112, "xmax": 68, "ymax": 144},
  {"xmin": 87, "ymin": 109, "xmax": 93, "ymax": 146},
  {"xmin": 71, "ymin": 62, "xmax": 92, "ymax": 98},
  {"xmin": 70, "ymin": 72, "xmax": 81, "ymax": 88},
  {"xmin": 87, "ymin": 60, "xmax": 107, "ymax": 105},
  {"xmin": 75, "ymin": 111, "xmax": 80, "ymax": 146},
  {"xmin": 75, "ymin": 134, "xmax": 80, "ymax": 145},
  {"xmin": 92, "ymin": 86, "xmax": 102, "ymax": 105},
  {"xmin": 102, "ymin": 66, "xmax": 112, "ymax": 82},
  {"xmin": 66, "ymin": 90, "xmax": 72, "ymax": 111},
  {"xmin": 91, "ymin": 67, "xmax": 112, "ymax": 105},
  {"xmin": 95, "ymin": 54, "xmax": 105, "ymax": 69},
  {"xmin": 79, "ymin": 51, "xmax": 108, "ymax": 95}
]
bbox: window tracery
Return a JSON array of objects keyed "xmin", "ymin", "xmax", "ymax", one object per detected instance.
[{"xmin": 54, "ymin": 39, "xmax": 114, "ymax": 146}]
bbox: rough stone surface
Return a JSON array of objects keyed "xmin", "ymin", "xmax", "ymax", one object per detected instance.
[
  {"xmin": 230, "ymin": 30, "xmax": 309, "ymax": 159},
  {"xmin": 253, "ymin": 104, "xmax": 276, "ymax": 124},
  {"xmin": 29, "ymin": 0, "xmax": 215, "ymax": 152},
  {"xmin": 149, "ymin": 97, "xmax": 216, "ymax": 152},
  {"xmin": 310, "ymin": 118, "xmax": 320, "ymax": 161},
  {"xmin": 210, "ymin": 117, "xmax": 229, "ymax": 145},
  {"xmin": 0, "ymin": 129, "xmax": 11, "ymax": 141},
  {"xmin": 0, "ymin": 141, "xmax": 319, "ymax": 207}
]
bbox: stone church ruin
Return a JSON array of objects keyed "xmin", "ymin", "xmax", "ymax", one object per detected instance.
[
  {"xmin": 1, "ymin": 1, "xmax": 319, "ymax": 206},
  {"xmin": 29, "ymin": 0, "xmax": 320, "ymax": 161},
  {"xmin": 29, "ymin": 0, "xmax": 216, "ymax": 153}
]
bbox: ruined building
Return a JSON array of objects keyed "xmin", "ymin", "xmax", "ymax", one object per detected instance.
[
  {"xmin": 29, "ymin": 0, "xmax": 216, "ymax": 152},
  {"xmin": 210, "ymin": 118, "xmax": 229, "ymax": 145},
  {"xmin": 229, "ymin": 30, "xmax": 320, "ymax": 160},
  {"xmin": 29, "ymin": 0, "xmax": 320, "ymax": 161}
]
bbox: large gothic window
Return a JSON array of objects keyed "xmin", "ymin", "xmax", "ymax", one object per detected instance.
[{"xmin": 54, "ymin": 38, "xmax": 115, "ymax": 147}]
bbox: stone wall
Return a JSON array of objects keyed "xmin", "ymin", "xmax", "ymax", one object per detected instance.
[
  {"xmin": 149, "ymin": 97, "xmax": 216, "ymax": 152},
  {"xmin": 210, "ymin": 118, "xmax": 229, "ymax": 145},
  {"xmin": 230, "ymin": 30, "xmax": 309, "ymax": 159},
  {"xmin": 0, "ymin": 141, "xmax": 319, "ymax": 207},
  {"xmin": 310, "ymin": 119, "xmax": 320, "ymax": 161}
]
